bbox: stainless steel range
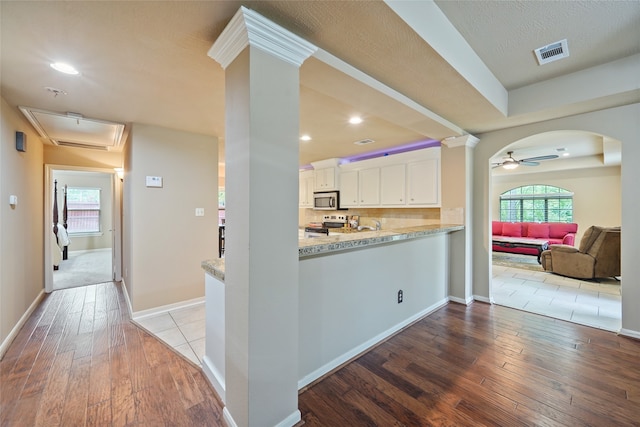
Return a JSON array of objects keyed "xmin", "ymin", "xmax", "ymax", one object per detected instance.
[{"xmin": 303, "ymin": 214, "xmax": 348, "ymax": 238}]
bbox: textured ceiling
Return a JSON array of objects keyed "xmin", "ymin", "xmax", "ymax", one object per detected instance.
[{"xmin": 1, "ymin": 0, "xmax": 638, "ymax": 167}]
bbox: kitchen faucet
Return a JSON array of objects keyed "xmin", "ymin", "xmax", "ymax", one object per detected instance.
[{"xmin": 357, "ymin": 219, "xmax": 381, "ymax": 231}]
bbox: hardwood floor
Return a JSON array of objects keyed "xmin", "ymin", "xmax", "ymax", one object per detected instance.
[
  {"xmin": 0, "ymin": 282, "xmax": 225, "ymax": 426},
  {"xmin": 3, "ymin": 283, "xmax": 639, "ymax": 426},
  {"xmin": 299, "ymin": 302, "xmax": 640, "ymax": 426}
]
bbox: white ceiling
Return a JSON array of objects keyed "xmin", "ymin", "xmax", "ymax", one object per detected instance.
[{"xmin": 1, "ymin": 1, "xmax": 639, "ymax": 168}]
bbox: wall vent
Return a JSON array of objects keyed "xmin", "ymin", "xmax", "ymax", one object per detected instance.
[{"xmin": 534, "ymin": 39, "xmax": 569, "ymax": 65}]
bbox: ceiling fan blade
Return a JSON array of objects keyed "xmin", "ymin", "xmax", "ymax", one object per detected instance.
[
  {"xmin": 520, "ymin": 161, "xmax": 540, "ymax": 166},
  {"xmin": 520, "ymin": 154, "xmax": 559, "ymax": 162}
]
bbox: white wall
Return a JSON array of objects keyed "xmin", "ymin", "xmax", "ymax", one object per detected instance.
[
  {"xmin": 52, "ymin": 170, "xmax": 114, "ymax": 251},
  {"xmin": 473, "ymin": 103, "xmax": 640, "ymax": 336},
  {"xmin": 298, "ymin": 234, "xmax": 449, "ymax": 387},
  {"xmin": 492, "ymin": 165, "xmax": 621, "ymax": 245},
  {"xmin": 0, "ymin": 98, "xmax": 44, "ymax": 350},
  {"xmin": 125, "ymin": 123, "xmax": 218, "ymax": 312}
]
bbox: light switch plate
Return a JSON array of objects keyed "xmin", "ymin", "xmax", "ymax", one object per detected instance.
[
  {"xmin": 9, "ymin": 195, "xmax": 18, "ymax": 206},
  {"xmin": 195, "ymin": 208, "xmax": 205, "ymax": 217},
  {"xmin": 146, "ymin": 176, "xmax": 163, "ymax": 188}
]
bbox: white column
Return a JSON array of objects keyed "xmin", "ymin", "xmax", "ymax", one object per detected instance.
[
  {"xmin": 441, "ymin": 135, "xmax": 478, "ymax": 304},
  {"xmin": 208, "ymin": 7, "xmax": 316, "ymax": 427}
]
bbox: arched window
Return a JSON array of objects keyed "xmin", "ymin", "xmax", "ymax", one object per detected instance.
[{"xmin": 500, "ymin": 185, "xmax": 573, "ymax": 223}]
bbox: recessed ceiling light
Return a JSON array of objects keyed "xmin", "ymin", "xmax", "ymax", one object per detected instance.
[
  {"xmin": 50, "ymin": 62, "xmax": 80, "ymax": 75},
  {"xmin": 348, "ymin": 116, "xmax": 363, "ymax": 125},
  {"xmin": 300, "ymin": 135, "xmax": 312, "ymax": 141}
]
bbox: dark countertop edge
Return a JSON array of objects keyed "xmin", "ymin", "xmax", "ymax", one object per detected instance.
[{"xmin": 202, "ymin": 224, "xmax": 464, "ymax": 282}]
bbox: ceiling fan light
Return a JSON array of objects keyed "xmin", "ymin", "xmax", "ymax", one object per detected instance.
[{"xmin": 503, "ymin": 162, "xmax": 519, "ymax": 170}]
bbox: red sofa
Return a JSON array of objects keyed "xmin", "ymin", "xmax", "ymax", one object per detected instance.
[{"xmin": 492, "ymin": 221, "xmax": 578, "ymax": 256}]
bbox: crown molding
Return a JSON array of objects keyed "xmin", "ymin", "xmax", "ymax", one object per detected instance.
[
  {"xmin": 208, "ymin": 6, "xmax": 317, "ymax": 69},
  {"xmin": 441, "ymin": 134, "xmax": 479, "ymax": 148}
]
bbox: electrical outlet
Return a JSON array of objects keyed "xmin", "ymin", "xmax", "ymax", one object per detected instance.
[{"xmin": 397, "ymin": 290, "xmax": 403, "ymax": 304}]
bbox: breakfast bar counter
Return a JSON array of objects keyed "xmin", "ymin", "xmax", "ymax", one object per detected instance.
[
  {"xmin": 202, "ymin": 222, "xmax": 464, "ymax": 395},
  {"xmin": 201, "ymin": 223, "xmax": 464, "ymax": 279}
]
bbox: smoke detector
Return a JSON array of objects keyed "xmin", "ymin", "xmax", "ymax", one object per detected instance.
[{"xmin": 534, "ymin": 39, "xmax": 569, "ymax": 65}]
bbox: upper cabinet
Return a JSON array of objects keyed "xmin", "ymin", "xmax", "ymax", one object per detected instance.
[
  {"xmin": 338, "ymin": 147, "xmax": 440, "ymax": 208},
  {"xmin": 407, "ymin": 159, "xmax": 439, "ymax": 205},
  {"xmin": 339, "ymin": 170, "xmax": 359, "ymax": 207},
  {"xmin": 380, "ymin": 164, "xmax": 406, "ymax": 206},
  {"xmin": 358, "ymin": 168, "xmax": 381, "ymax": 206},
  {"xmin": 310, "ymin": 158, "xmax": 340, "ymax": 191},
  {"xmin": 299, "ymin": 170, "xmax": 315, "ymax": 208},
  {"xmin": 314, "ymin": 167, "xmax": 339, "ymax": 191}
]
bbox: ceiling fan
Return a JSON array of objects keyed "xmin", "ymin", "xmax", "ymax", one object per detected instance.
[{"xmin": 493, "ymin": 151, "xmax": 559, "ymax": 170}]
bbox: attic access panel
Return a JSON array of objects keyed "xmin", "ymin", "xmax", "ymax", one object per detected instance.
[{"xmin": 19, "ymin": 107, "xmax": 125, "ymax": 150}]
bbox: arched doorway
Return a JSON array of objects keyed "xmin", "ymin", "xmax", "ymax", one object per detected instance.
[{"xmin": 488, "ymin": 131, "xmax": 621, "ymax": 330}]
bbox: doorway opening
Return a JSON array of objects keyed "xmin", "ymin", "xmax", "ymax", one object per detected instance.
[
  {"xmin": 45, "ymin": 165, "xmax": 122, "ymax": 293},
  {"xmin": 489, "ymin": 131, "xmax": 622, "ymax": 332}
]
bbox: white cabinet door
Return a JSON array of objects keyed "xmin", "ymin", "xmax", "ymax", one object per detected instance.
[
  {"xmin": 381, "ymin": 164, "xmax": 406, "ymax": 206},
  {"xmin": 314, "ymin": 167, "xmax": 337, "ymax": 191},
  {"xmin": 339, "ymin": 170, "xmax": 359, "ymax": 207},
  {"xmin": 358, "ymin": 167, "xmax": 380, "ymax": 206},
  {"xmin": 299, "ymin": 170, "xmax": 315, "ymax": 207},
  {"xmin": 407, "ymin": 159, "xmax": 439, "ymax": 205}
]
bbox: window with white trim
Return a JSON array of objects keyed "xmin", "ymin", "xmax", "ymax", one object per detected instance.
[
  {"xmin": 500, "ymin": 185, "xmax": 573, "ymax": 223},
  {"xmin": 66, "ymin": 187, "xmax": 101, "ymax": 233}
]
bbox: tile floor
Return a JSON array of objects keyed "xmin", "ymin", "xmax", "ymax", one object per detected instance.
[
  {"xmin": 492, "ymin": 263, "xmax": 621, "ymax": 331},
  {"xmin": 133, "ymin": 263, "xmax": 622, "ymax": 367},
  {"xmin": 134, "ymin": 303, "xmax": 206, "ymax": 366}
]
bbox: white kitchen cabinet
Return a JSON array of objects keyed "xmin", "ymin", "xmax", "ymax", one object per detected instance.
[
  {"xmin": 339, "ymin": 170, "xmax": 359, "ymax": 207},
  {"xmin": 358, "ymin": 167, "xmax": 380, "ymax": 206},
  {"xmin": 314, "ymin": 167, "xmax": 338, "ymax": 191},
  {"xmin": 407, "ymin": 159, "xmax": 439, "ymax": 205},
  {"xmin": 299, "ymin": 170, "xmax": 315, "ymax": 208},
  {"xmin": 381, "ymin": 164, "xmax": 406, "ymax": 206}
]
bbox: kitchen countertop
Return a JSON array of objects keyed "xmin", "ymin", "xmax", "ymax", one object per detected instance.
[{"xmin": 202, "ymin": 223, "xmax": 464, "ymax": 281}]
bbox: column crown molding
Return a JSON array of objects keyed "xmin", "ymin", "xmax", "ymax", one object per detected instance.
[
  {"xmin": 208, "ymin": 6, "xmax": 317, "ymax": 69},
  {"xmin": 441, "ymin": 134, "xmax": 479, "ymax": 148}
]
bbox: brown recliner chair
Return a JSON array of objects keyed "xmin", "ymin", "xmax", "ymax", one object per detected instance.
[{"xmin": 540, "ymin": 226, "xmax": 620, "ymax": 279}]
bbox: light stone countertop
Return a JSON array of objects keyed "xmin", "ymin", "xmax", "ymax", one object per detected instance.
[{"xmin": 202, "ymin": 223, "xmax": 464, "ymax": 282}]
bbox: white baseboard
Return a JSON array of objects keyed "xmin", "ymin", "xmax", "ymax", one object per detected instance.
[
  {"xmin": 448, "ymin": 295, "xmax": 473, "ymax": 305},
  {"xmin": 202, "ymin": 355, "xmax": 225, "ymax": 403},
  {"xmin": 223, "ymin": 407, "xmax": 237, "ymax": 427},
  {"xmin": 619, "ymin": 328, "xmax": 640, "ymax": 340},
  {"xmin": 131, "ymin": 296, "xmax": 205, "ymax": 321},
  {"xmin": 297, "ymin": 297, "xmax": 449, "ymax": 390},
  {"xmin": 120, "ymin": 279, "xmax": 133, "ymax": 319},
  {"xmin": 275, "ymin": 410, "xmax": 302, "ymax": 427},
  {"xmin": 222, "ymin": 407, "xmax": 300, "ymax": 427},
  {"xmin": 473, "ymin": 295, "xmax": 492, "ymax": 304},
  {"xmin": 0, "ymin": 290, "xmax": 45, "ymax": 360}
]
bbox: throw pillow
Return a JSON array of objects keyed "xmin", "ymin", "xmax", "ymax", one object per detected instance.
[
  {"xmin": 502, "ymin": 222, "xmax": 522, "ymax": 237},
  {"xmin": 528, "ymin": 223, "xmax": 550, "ymax": 238}
]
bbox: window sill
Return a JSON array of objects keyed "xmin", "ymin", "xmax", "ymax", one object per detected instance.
[{"xmin": 69, "ymin": 232, "xmax": 104, "ymax": 238}]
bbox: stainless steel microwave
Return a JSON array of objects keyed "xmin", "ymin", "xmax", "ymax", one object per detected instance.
[{"xmin": 313, "ymin": 191, "xmax": 341, "ymax": 210}]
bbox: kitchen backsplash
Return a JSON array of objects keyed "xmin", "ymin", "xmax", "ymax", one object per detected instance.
[{"xmin": 300, "ymin": 207, "xmax": 445, "ymax": 228}]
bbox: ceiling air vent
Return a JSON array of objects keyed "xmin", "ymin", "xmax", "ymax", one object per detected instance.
[
  {"xmin": 534, "ymin": 39, "xmax": 569, "ymax": 65},
  {"xmin": 56, "ymin": 141, "xmax": 109, "ymax": 151},
  {"xmin": 353, "ymin": 138, "xmax": 375, "ymax": 146}
]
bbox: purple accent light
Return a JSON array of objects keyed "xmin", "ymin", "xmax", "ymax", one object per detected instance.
[{"xmin": 341, "ymin": 139, "xmax": 440, "ymax": 164}]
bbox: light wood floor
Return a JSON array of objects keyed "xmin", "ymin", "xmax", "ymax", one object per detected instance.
[
  {"xmin": 2, "ymin": 282, "xmax": 639, "ymax": 426},
  {"xmin": 0, "ymin": 282, "xmax": 224, "ymax": 426}
]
